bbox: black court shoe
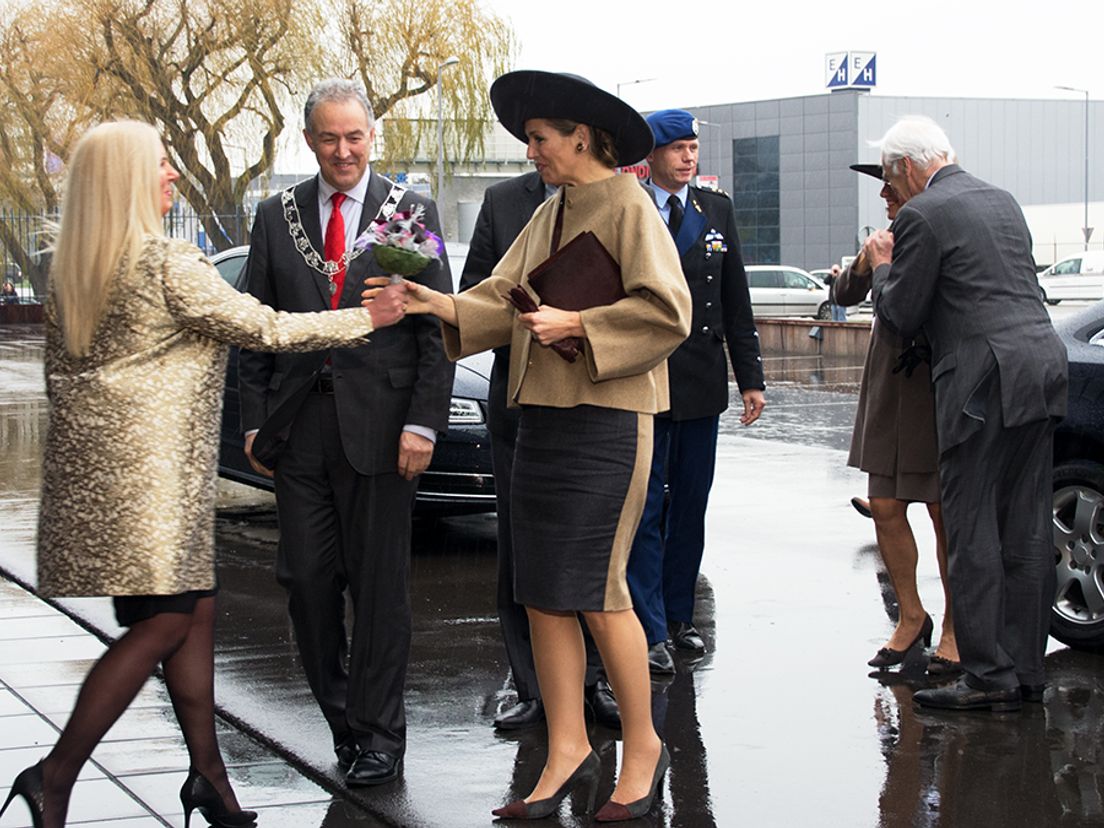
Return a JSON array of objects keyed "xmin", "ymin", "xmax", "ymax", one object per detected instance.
[
  {"xmin": 492, "ymin": 750, "xmax": 600, "ymax": 820},
  {"xmin": 868, "ymin": 614, "xmax": 933, "ymax": 668},
  {"xmin": 594, "ymin": 744, "xmax": 670, "ymax": 822},
  {"xmin": 0, "ymin": 762, "xmax": 46, "ymax": 828},
  {"xmin": 180, "ymin": 767, "xmax": 257, "ymax": 828}
]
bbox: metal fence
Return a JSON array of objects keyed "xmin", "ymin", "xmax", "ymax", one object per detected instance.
[
  {"xmin": 0, "ymin": 208, "xmax": 55, "ymax": 294},
  {"xmin": 164, "ymin": 209, "xmax": 255, "ymax": 255},
  {"xmin": 0, "ymin": 207, "xmax": 254, "ymax": 302}
]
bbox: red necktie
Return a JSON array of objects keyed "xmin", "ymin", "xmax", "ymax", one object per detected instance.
[{"xmin": 324, "ymin": 192, "xmax": 347, "ymax": 309}]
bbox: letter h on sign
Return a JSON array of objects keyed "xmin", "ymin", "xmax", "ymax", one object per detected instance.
[
  {"xmin": 825, "ymin": 52, "xmax": 849, "ymax": 88},
  {"xmin": 850, "ymin": 52, "xmax": 876, "ymax": 88}
]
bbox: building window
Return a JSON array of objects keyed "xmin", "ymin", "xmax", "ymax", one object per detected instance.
[{"xmin": 731, "ymin": 136, "xmax": 780, "ymax": 264}]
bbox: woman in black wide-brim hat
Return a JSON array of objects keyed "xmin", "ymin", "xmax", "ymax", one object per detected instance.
[{"xmin": 386, "ymin": 71, "xmax": 691, "ymax": 821}]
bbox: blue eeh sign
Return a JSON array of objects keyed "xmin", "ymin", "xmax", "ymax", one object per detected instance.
[{"xmin": 825, "ymin": 52, "xmax": 876, "ymax": 90}]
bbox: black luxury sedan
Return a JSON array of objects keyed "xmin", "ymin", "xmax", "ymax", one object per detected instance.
[
  {"xmin": 1050, "ymin": 300, "xmax": 1104, "ymax": 650},
  {"xmin": 212, "ymin": 245, "xmax": 496, "ymax": 515}
]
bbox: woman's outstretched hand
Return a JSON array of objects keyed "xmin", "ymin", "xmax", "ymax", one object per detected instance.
[
  {"xmin": 361, "ymin": 276, "xmax": 409, "ymax": 329},
  {"xmin": 364, "ymin": 277, "xmax": 458, "ymax": 326}
]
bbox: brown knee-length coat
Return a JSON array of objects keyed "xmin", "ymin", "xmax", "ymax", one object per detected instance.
[{"xmin": 833, "ymin": 264, "xmax": 939, "ymax": 480}]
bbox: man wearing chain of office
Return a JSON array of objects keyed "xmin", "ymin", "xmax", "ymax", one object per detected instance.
[{"xmin": 237, "ymin": 79, "xmax": 454, "ymax": 787}]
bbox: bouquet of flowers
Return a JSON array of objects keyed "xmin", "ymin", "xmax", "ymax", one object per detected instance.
[{"xmin": 353, "ymin": 204, "xmax": 443, "ymax": 278}]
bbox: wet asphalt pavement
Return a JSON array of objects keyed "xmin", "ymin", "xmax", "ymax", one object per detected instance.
[{"xmin": 3, "ymin": 321, "xmax": 1104, "ymax": 827}]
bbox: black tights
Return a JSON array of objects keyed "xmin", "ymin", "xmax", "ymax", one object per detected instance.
[{"xmin": 40, "ymin": 596, "xmax": 240, "ymax": 828}]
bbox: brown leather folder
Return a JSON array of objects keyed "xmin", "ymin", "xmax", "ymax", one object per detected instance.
[{"xmin": 504, "ymin": 230, "xmax": 625, "ymax": 363}]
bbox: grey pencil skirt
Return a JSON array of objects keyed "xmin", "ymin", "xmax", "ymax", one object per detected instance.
[{"xmin": 510, "ymin": 404, "xmax": 652, "ymax": 612}]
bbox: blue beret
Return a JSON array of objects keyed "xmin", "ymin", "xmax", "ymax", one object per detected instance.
[{"xmin": 646, "ymin": 109, "xmax": 699, "ymax": 148}]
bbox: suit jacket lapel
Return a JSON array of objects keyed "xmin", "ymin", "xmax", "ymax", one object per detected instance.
[
  {"xmin": 338, "ymin": 171, "xmax": 392, "ymax": 307},
  {"xmin": 294, "ymin": 177, "xmax": 332, "ymax": 306}
]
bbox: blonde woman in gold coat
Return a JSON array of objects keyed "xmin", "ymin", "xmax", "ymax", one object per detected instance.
[{"xmin": 0, "ymin": 121, "xmax": 408, "ymax": 828}]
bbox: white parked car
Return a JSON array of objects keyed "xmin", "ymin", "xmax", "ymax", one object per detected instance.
[
  {"xmin": 1036, "ymin": 251, "xmax": 1104, "ymax": 305},
  {"xmin": 745, "ymin": 265, "xmax": 832, "ymax": 319}
]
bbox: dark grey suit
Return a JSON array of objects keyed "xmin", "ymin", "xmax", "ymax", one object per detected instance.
[
  {"xmin": 238, "ymin": 172, "xmax": 454, "ymax": 756},
  {"xmin": 460, "ymin": 171, "xmax": 545, "ymax": 701},
  {"xmin": 873, "ymin": 164, "xmax": 1067, "ymax": 689}
]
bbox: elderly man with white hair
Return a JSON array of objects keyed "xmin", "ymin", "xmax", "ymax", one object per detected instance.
[{"xmin": 863, "ymin": 116, "xmax": 1067, "ymax": 712}]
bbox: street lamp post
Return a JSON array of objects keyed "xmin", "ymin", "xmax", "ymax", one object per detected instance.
[
  {"xmin": 436, "ymin": 56, "xmax": 460, "ymax": 213},
  {"xmin": 616, "ymin": 77, "xmax": 656, "ymax": 100},
  {"xmin": 1056, "ymin": 85, "xmax": 1092, "ymax": 250}
]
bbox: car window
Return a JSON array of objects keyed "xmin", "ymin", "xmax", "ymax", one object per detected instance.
[
  {"xmin": 748, "ymin": 270, "xmax": 782, "ymax": 289},
  {"xmin": 1053, "ymin": 258, "xmax": 1081, "ymax": 275},
  {"xmin": 214, "ymin": 254, "xmax": 247, "ymax": 289},
  {"xmin": 782, "ymin": 270, "xmax": 812, "ymax": 289}
]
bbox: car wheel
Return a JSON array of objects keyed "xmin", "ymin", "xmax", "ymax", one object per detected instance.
[
  {"xmin": 1050, "ymin": 460, "xmax": 1104, "ymax": 651},
  {"xmin": 816, "ymin": 302, "xmax": 832, "ymax": 320},
  {"xmin": 1038, "ymin": 285, "xmax": 1047, "ymax": 304}
]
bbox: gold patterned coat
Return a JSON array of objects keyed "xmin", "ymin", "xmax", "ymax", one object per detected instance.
[{"xmin": 38, "ymin": 235, "xmax": 377, "ymax": 597}]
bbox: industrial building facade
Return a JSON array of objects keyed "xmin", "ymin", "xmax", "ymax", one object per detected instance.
[{"xmin": 686, "ymin": 90, "xmax": 1102, "ymax": 271}]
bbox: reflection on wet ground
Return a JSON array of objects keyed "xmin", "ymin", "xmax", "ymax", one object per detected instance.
[
  {"xmin": 727, "ymin": 354, "xmax": 865, "ymax": 451},
  {"xmin": 4, "ymin": 325, "xmax": 1104, "ymax": 827}
]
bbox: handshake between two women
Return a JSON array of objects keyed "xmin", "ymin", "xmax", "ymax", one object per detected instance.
[{"xmin": 363, "ymin": 276, "xmax": 585, "ymax": 346}]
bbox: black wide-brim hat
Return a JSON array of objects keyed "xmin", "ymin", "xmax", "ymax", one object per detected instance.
[
  {"xmin": 850, "ymin": 163, "xmax": 883, "ymax": 180},
  {"xmin": 490, "ymin": 70, "xmax": 655, "ymax": 166}
]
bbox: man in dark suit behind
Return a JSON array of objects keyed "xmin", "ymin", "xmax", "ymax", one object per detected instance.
[
  {"xmin": 237, "ymin": 79, "xmax": 454, "ymax": 784},
  {"xmin": 867, "ymin": 115, "xmax": 1067, "ymax": 711},
  {"xmin": 628, "ymin": 110, "xmax": 766, "ymax": 675},
  {"xmin": 461, "ymin": 170, "xmax": 620, "ymax": 731}
]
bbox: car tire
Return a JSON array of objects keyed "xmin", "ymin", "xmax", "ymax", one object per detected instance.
[
  {"xmin": 816, "ymin": 302, "xmax": 832, "ymax": 320},
  {"xmin": 1050, "ymin": 459, "xmax": 1104, "ymax": 651},
  {"xmin": 1038, "ymin": 285, "xmax": 1047, "ymax": 304}
]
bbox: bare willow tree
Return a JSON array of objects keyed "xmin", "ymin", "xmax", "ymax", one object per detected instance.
[
  {"xmin": 0, "ymin": 7, "xmax": 108, "ymax": 296},
  {"xmin": 0, "ymin": 0, "xmax": 515, "ymax": 265},
  {"xmin": 337, "ymin": 0, "xmax": 516, "ymax": 171},
  {"xmin": 51, "ymin": 0, "xmax": 324, "ymax": 251}
]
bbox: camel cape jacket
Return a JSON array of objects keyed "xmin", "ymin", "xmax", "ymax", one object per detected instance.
[{"xmin": 444, "ymin": 173, "xmax": 692, "ymax": 414}]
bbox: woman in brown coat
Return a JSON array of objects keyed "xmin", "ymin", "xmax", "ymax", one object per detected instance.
[
  {"xmin": 1, "ymin": 121, "xmax": 407, "ymax": 828},
  {"xmin": 398, "ymin": 72, "xmax": 690, "ymax": 822},
  {"xmin": 833, "ymin": 164, "xmax": 959, "ymax": 674}
]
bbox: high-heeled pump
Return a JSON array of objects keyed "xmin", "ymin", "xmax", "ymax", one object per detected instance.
[
  {"xmin": 180, "ymin": 767, "xmax": 258, "ymax": 828},
  {"xmin": 594, "ymin": 744, "xmax": 670, "ymax": 822},
  {"xmin": 491, "ymin": 750, "xmax": 600, "ymax": 820},
  {"xmin": 0, "ymin": 762, "xmax": 46, "ymax": 828},
  {"xmin": 868, "ymin": 613, "xmax": 933, "ymax": 668}
]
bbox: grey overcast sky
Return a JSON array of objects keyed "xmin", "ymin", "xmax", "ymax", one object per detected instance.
[{"xmin": 483, "ymin": 0, "xmax": 1099, "ymax": 108}]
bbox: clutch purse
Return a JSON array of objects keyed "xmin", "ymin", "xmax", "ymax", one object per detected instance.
[{"xmin": 503, "ymin": 230, "xmax": 625, "ymax": 363}]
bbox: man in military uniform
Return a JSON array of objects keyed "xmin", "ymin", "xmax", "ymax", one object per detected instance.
[{"xmin": 628, "ymin": 109, "xmax": 766, "ymax": 674}]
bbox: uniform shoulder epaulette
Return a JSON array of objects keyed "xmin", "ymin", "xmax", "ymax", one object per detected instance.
[{"xmin": 691, "ymin": 184, "xmax": 731, "ymax": 199}]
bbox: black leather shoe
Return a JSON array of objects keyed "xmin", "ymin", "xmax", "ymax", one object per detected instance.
[
  {"xmin": 346, "ymin": 751, "xmax": 402, "ymax": 787},
  {"xmin": 585, "ymin": 679, "xmax": 621, "ymax": 729},
  {"xmin": 668, "ymin": 621, "xmax": 706, "ymax": 653},
  {"xmin": 493, "ymin": 699, "xmax": 545, "ymax": 731},
  {"xmin": 335, "ymin": 736, "xmax": 359, "ymax": 772},
  {"xmin": 647, "ymin": 642, "xmax": 675, "ymax": 675},
  {"xmin": 913, "ymin": 677, "xmax": 1021, "ymax": 712},
  {"xmin": 1020, "ymin": 683, "xmax": 1046, "ymax": 703}
]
